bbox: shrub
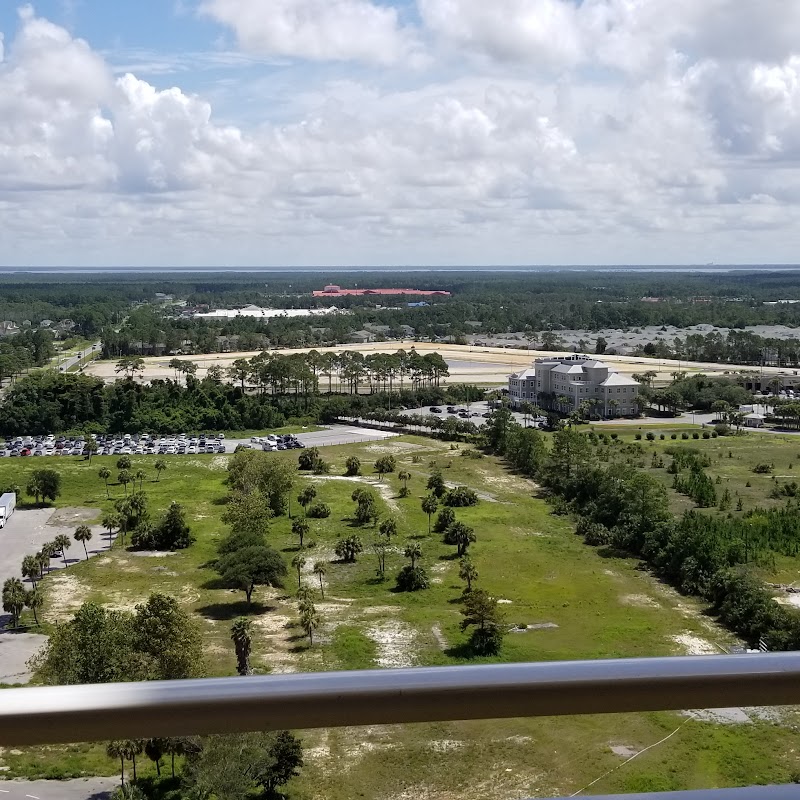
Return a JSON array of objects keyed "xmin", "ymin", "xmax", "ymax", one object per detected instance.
[
  {"xmin": 398, "ymin": 486, "xmax": 411, "ymax": 498},
  {"xmin": 692, "ymin": 432, "xmax": 700, "ymax": 440},
  {"xmin": 753, "ymin": 463, "xmax": 773, "ymax": 474},
  {"xmin": 433, "ymin": 507, "xmax": 456, "ymax": 533},
  {"xmin": 681, "ymin": 432, "xmax": 689, "ymax": 440},
  {"xmin": 646, "ymin": 432, "xmax": 655, "ymax": 441},
  {"xmin": 412, "ymin": 454, "xmax": 422, "ymax": 464},
  {"xmin": 659, "ymin": 433, "xmax": 665, "ymax": 440},
  {"xmin": 702, "ymin": 431, "xmax": 711, "ymax": 439},
  {"xmin": 671, "ymin": 433, "xmax": 678, "ymax": 440},
  {"xmin": 395, "ymin": 565, "xmax": 429, "ymax": 592},
  {"xmin": 374, "ymin": 455, "xmax": 397, "ymax": 476},
  {"xmin": 307, "ymin": 502, "xmax": 331, "ymax": 519},
  {"xmin": 344, "ymin": 456, "xmax": 361, "ymax": 476},
  {"xmin": 610, "ymin": 433, "xmax": 619, "ymax": 440},
  {"xmin": 444, "ymin": 486, "xmax": 479, "ymax": 507},
  {"xmin": 313, "ymin": 459, "xmax": 331, "ymax": 475},
  {"xmin": 634, "ymin": 433, "xmax": 642, "ymax": 440},
  {"xmin": 299, "ymin": 447, "xmax": 323, "ymax": 471}
]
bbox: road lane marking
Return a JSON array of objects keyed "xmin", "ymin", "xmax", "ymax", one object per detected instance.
[{"xmin": 26, "ymin": 795, "xmax": 40, "ymax": 799}]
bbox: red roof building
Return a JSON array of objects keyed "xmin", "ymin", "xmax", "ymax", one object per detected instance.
[{"xmin": 313, "ymin": 284, "xmax": 451, "ymax": 297}]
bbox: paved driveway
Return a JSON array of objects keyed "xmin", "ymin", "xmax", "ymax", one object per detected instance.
[
  {"xmin": 0, "ymin": 778, "xmax": 116, "ymax": 799},
  {"xmin": 0, "ymin": 507, "xmax": 111, "ymax": 681}
]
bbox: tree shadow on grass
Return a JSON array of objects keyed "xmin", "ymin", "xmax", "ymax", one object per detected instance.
[
  {"xmin": 211, "ymin": 495, "xmax": 229, "ymax": 506},
  {"xmin": 443, "ymin": 642, "xmax": 475, "ymax": 660},
  {"xmin": 288, "ymin": 643, "xmax": 310, "ymax": 654},
  {"xmin": 596, "ymin": 545, "xmax": 637, "ymax": 560},
  {"xmin": 438, "ymin": 552, "xmax": 460, "ymax": 561},
  {"xmin": 200, "ymin": 577, "xmax": 231, "ymax": 591},
  {"xmin": 196, "ymin": 601, "xmax": 277, "ymax": 620},
  {"xmin": 407, "ymin": 533, "xmax": 427, "ymax": 540}
]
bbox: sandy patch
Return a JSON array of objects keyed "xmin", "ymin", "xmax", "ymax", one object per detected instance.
[
  {"xmin": 497, "ymin": 599, "xmax": 513, "ymax": 604},
  {"xmin": 309, "ymin": 475, "xmax": 401, "ymax": 513},
  {"xmin": 512, "ymin": 527, "xmax": 547, "ymax": 538},
  {"xmin": 47, "ymin": 507, "xmax": 98, "ymax": 526},
  {"xmin": 429, "ymin": 739, "xmax": 464, "ymax": 752},
  {"xmin": 775, "ymin": 594, "xmax": 800, "ymax": 608},
  {"xmin": 366, "ymin": 619, "xmax": 418, "ymax": 668},
  {"xmin": 672, "ymin": 633, "xmax": 720, "ymax": 655},
  {"xmin": 432, "ymin": 624, "xmax": 447, "ymax": 650},
  {"xmin": 43, "ymin": 573, "xmax": 90, "ymax": 620},
  {"xmin": 610, "ymin": 744, "xmax": 640, "ymax": 758},
  {"xmin": 683, "ymin": 708, "xmax": 751, "ymax": 724},
  {"xmin": 620, "ymin": 593, "xmax": 661, "ymax": 609},
  {"xmin": 251, "ymin": 612, "xmax": 298, "ymax": 674},
  {"xmin": 364, "ymin": 442, "xmax": 427, "ymax": 453},
  {"xmin": 129, "ymin": 550, "xmax": 178, "ymax": 558}
]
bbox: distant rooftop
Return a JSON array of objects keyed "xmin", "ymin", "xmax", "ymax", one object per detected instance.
[{"xmin": 313, "ymin": 285, "xmax": 451, "ymax": 298}]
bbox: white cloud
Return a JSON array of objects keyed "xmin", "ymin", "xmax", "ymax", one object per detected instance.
[
  {"xmin": 4, "ymin": 4, "xmax": 800, "ymax": 266},
  {"xmin": 200, "ymin": 0, "xmax": 421, "ymax": 66}
]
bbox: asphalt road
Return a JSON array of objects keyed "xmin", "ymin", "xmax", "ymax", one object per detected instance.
[
  {"xmin": 0, "ymin": 508, "xmax": 111, "ymax": 682},
  {"xmin": 225, "ymin": 423, "xmax": 399, "ymax": 451},
  {"xmin": 0, "ymin": 778, "xmax": 117, "ymax": 799}
]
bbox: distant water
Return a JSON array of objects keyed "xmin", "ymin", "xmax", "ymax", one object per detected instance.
[{"xmin": 3, "ymin": 265, "xmax": 800, "ymax": 275}]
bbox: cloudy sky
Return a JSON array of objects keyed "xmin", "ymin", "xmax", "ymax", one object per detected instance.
[{"xmin": 2, "ymin": 1, "xmax": 800, "ymax": 267}]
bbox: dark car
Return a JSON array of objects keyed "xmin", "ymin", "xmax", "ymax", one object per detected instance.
[{"xmin": 430, "ymin": 407, "xmax": 442, "ymax": 413}]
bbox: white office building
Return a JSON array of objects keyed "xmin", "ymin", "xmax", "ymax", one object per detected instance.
[{"xmin": 508, "ymin": 355, "xmax": 641, "ymax": 417}]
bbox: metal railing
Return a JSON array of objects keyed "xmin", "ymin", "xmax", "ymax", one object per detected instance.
[{"xmin": 3, "ymin": 654, "xmax": 800, "ymax": 798}]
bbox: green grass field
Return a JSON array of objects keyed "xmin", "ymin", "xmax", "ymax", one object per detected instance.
[{"xmin": 3, "ymin": 433, "xmax": 800, "ymax": 796}]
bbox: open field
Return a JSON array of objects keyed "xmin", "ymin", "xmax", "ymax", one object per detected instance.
[
  {"xmin": 84, "ymin": 341, "xmax": 796, "ymax": 387},
  {"xmin": 2, "ymin": 437, "xmax": 800, "ymax": 796}
]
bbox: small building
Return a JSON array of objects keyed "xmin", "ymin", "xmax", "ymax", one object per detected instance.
[
  {"xmin": 39, "ymin": 319, "xmax": 54, "ymax": 328},
  {"xmin": 349, "ymin": 330, "xmax": 376, "ymax": 344},
  {"xmin": 744, "ymin": 413, "xmax": 766, "ymax": 428},
  {"xmin": 0, "ymin": 321, "xmax": 19, "ymax": 337}
]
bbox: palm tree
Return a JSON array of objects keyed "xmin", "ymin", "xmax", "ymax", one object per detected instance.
[
  {"xmin": 101, "ymin": 512, "xmax": 121, "ymax": 547},
  {"xmin": 291, "ymin": 554, "xmax": 307, "ymax": 589},
  {"xmin": 398, "ymin": 470, "xmax": 411, "ymax": 490},
  {"xmin": 459, "ymin": 556, "xmax": 478, "ymax": 592},
  {"xmin": 106, "ymin": 740, "xmax": 127, "ymax": 786},
  {"xmin": 135, "ymin": 469, "xmax": 146, "ymax": 491},
  {"xmin": 74, "ymin": 524, "xmax": 93, "ymax": 559},
  {"xmin": 2, "ymin": 577, "xmax": 26, "ymax": 627},
  {"xmin": 118, "ymin": 470, "xmax": 132, "ymax": 496},
  {"xmin": 35, "ymin": 549, "xmax": 51, "ymax": 579},
  {"xmin": 110, "ymin": 784, "xmax": 147, "ymax": 800},
  {"xmin": 230, "ymin": 617, "xmax": 252, "ymax": 676},
  {"xmin": 291, "ymin": 517, "xmax": 309, "ymax": 549},
  {"xmin": 116, "ymin": 455, "xmax": 132, "ymax": 471},
  {"xmin": 25, "ymin": 588, "xmax": 42, "ymax": 626},
  {"xmin": 98, "ymin": 467, "xmax": 111, "ymax": 498},
  {"xmin": 300, "ymin": 605, "xmax": 321, "ymax": 645},
  {"xmin": 379, "ymin": 517, "xmax": 398, "ymax": 543},
  {"xmin": 421, "ymin": 494, "xmax": 438, "ymax": 534},
  {"xmin": 313, "ymin": 562, "xmax": 326, "ymax": 599},
  {"xmin": 54, "ymin": 533, "xmax": 71, "ymax": 567},
  {"xmin": 85, "ymin": 439, "xmax": 98, "ymax": 464},
  {"xmin": 297, "ymin": 485, "xmax": 317, "ymax": 514},
  {"xmin": 154, "ymin": 459, "xmax": 167, "ymax": 482},
  {"xmin": 404, "ymin": 541, "xmax": 422, "ymax": 570},
  {"xmin": 21, "ymin": 554, "xmax": 39, "ymax": 588}
]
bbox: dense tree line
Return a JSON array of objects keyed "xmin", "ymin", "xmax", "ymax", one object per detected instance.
[
  {"xmin": 0, "ymin": 366, "xmax": 468, "ymax": 435},
  {"xmin": 483, "ymin": 410, "xmax": 800, "ymax": 650}
]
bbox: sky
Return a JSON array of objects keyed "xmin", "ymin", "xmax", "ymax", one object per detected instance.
[{"xmin": 2, "ymin": 1, "xmax": 800, "ymax": 268}]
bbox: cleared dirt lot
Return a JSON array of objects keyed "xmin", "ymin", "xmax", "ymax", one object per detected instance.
[{"xmin": 85, "ymin": 341, "xmax": 786, "ymax": 386}]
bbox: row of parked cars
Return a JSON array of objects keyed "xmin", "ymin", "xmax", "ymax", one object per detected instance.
[
  {"xmin": 248, "ymin": 434, "xmax": 305, "ymax": 451},
  {"xmin": 94, "ymin": 433, "xmax": 226, "ymax": 456},
  {"xmin": 0, "ymin": 434, "xmax": 88, "ymax": 457},
  {"xmin": 429, "ymin": 406, "xmax": 489, "ymax": 418},
  {"xmin": 0, "ymin": 432, "xmax": 227, "ymax": 458}
]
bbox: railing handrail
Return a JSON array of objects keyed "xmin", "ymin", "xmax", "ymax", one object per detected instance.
[{"xmin": 3, "ymin": 653, "xmax": 800, "ymax": 746}]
